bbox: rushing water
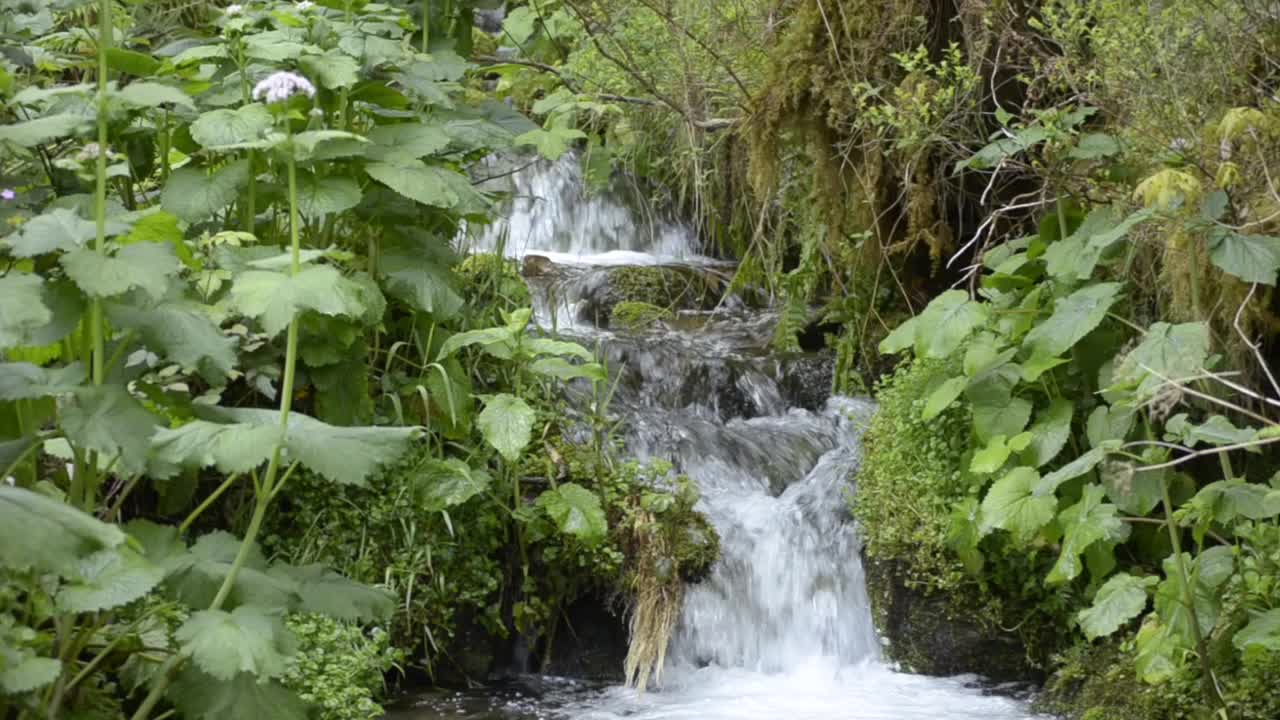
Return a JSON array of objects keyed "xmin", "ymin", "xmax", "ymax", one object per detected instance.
[{"xmin": 394, "ymin": 156, "xmax": 1043, "ymax": 720}]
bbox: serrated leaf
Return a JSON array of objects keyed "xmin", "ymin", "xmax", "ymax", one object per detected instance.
[
  {"xmin": 377, "ymin": 234, "xmax": 464, "ymax": 319},
  {"xmin": 914, "ymin": 290, "xmax": 987, "ymax": 359},
  {"xmin": 300, "ymin": 51, "xmax": 360, "ymax": 90},
  {"xmin": 197, "ymin": 407, "xmax": 420, "ymax": 486},
  {"xmin": 291, "ymin": 130, "xmax": 368, "ymax": 162},
  {"xmin": 0, "ymin": 654, "xmax": 61, "ymax": 694},
  {"xmin": 0, "ymin": 113, "xmax": 89, "ymax": 147},
  {"xmin": 150, "ymin": 420, "xmax": 279, "ymax": 477},
  {"xmin": 1026, "ymin": 399, "xmax": 1074, "ymax": 467},
  {"xmin": 168, "ymin": 668, "xmax": 308, "ymax": 720},
  {"xmin": 922, "ymin": 376, "xmax": 967, "ymax": 421},
  {"xmin": 1034, "ymin": 444, "xmax": 1115, "ymax": 496},
  {"xmin": 1087, "ymin": 404, "xmax": 1134, "ymax": 448},
  {"xmin": 1078, "ymin": 573, "xmax": 1156, "ymax": 639},
  {"xmin": 1068, "ymin": 132, "xmax": 1121, "ymax": 160},
  {"xmin": 1187, "ymin": 479, "xmax": 1279, "ymax": 522},
  {"xmin": 62, "ymin": 385, "xmax": 161, "ymax": 476},
  {"xmin": 515, "ymin": 126, "xmax": 586, "ymax": 161},
  {"xmin": 979, "ymin": 466, "xmax": 1056, "ymax": 540},
  {"xmin": 117, "ymin": 81, "xmax": 195, "ymax": 110},
  {"xmin": 295, "ymin": 173, "xmax": 362, "ymax": 219},
  {"xmin": 365, "ymin": 161, "xmax": 466, "ymax": 209},
  {"xmin": 105, "ymin": 48, "xmax": 161, "ymax": 76},
  {"xmin": 107, "ymin": 301, "xmax": 238, "ymax": 380},
  {"xmin": 412, "ymin": 458, "xmax": 491, "ymax": 510},
  {"xmin": 57, "ymin": 546, "xmax": 165, "ymax": 613},
  {"xmin": 165, "ymin": 531, "xmax": 297, "ymax": 610},
  {"xmin": 1234, "ymin": 609, "xmax": 1280, "ymax": 655},
  {"xmin": 190, "ymin": 104, "xmax": 273, "ymax": 149},
  {"xmin": 7, "ymin": 207, "xmax": 96, "ymax": 256},
  {"xmin": 971, "ymin": 435, "xmax": 1014, "ymax": 474},
  {"xmin": 0, "ymin": 362, "xmax": 86, "ymax": 400},
  {"xmin": 1112, "ymin": 322, "xmax": 1211, "ymax": 400},
  {"xmin": 1207, "ymin": 229, "xmax": 1280, "ymax": 285},
  {"xmin": 162, "ymin": 160, "xmax": 251, "ymax": 223},
  {"xmin": 478, "ymin": 393, "xmax": 534, "ymax": 461},
  {"xmin": 0, "ymin": 273, "xmax": 53, "ymax": 350},
  {"xmin": 537, "ymin": 482, "xmax": 607, "ymax": 543},
  {"xmin": 229, "ymin": 266, "xmax": 370, "ymax": 337},
  {"xmin": 366, "ymin": 122, "xmax": 451, "ymax": 161},
  {"xmin": 1048, "ymin": 484, "xmax": 1129, "ymax": 584},
  {"xmin": 1022, "ymin": 283, "xmax": 1122, "ymax": 378},
  {"xmin": 176, "ymin": 607, "xmax": 291, "ymax": 681},
  {"xmin": 62, "ymin": 242, "xmax": 177, "ymax": 300},
  {"xmin": 0, "ymin": 485, "xmax": 126, "ymax": 576},
  {"xmin": 268, "ymin": 563, "xmax": 395, "ymax": 621}
]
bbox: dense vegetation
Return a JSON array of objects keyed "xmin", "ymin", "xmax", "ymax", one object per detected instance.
[{"xmin": 4, "ymin": 0, "xmax": 1280, "ymax": 719}]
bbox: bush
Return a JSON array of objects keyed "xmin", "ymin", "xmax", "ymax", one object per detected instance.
[{"xmin": 283, "ymin": 614, "xmax": 403, "ymax": 720}]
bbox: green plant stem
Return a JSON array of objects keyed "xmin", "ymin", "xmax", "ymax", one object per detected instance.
[
  {"xmin": 1160, "ymin": 473, "xmax": 1223, "ymax": 711},
  {"xmin": 179, "ymin": 473, "xmax": 242, "ymax": 534},
  {"xmin": 422, "ymin": 0, "xmax": 430, "ymax": 51}
]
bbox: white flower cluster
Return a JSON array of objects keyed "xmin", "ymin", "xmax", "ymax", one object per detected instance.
[
  {"xmin": 252, "ymin": 71, "xmax": 317, "ymax": 103},
  {"xmin": 296, "ymin": 0, "xmax": 314, "ymax": 10},
  {"xmin": 225, "ymin": 3, "xmax": 244, "ymax": 15}
]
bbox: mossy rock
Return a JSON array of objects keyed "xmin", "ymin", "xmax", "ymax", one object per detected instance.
[
  {"xmin": 458, "ymin": 253, "xmax": 531, "ymax": 307},
  {"xmin": 673, "ymin": 511, "xmax": 720, "ymax": 583},
  {"xmin": 581, "ymin": 265, "xmax": 725, "ymax": 327},
  {"xmin": 610, "ymin": 301, "xmax": 671, "ymax": 330},
  {"xmin": 1034, "ymin": 640, "xmax": 1189, "ymax": 720}
]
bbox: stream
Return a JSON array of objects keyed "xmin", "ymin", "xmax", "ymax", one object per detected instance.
[{"xmin": 391, "ymin": 155, "xmax": 1044, "ymax": 720}]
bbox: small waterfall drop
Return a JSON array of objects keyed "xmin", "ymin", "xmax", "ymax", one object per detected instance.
[{"xmin": 453, "ymin": 156, "xmax": 1042, "ymax": 720}]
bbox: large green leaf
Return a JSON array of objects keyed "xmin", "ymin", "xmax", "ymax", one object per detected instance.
[
  {"xmin": 1034, "ymin": 444, "xmax": 1115, "ymax": 496},
  {"xmin": 524, "ymin": 337, "xmax": 593, "ymax": 361},
  {"xmin": 177, "ymin": 607, "xmax": 292, "ymax": 681},
  {"xmin": 1234, "ymin": 609, "xmax": 1280, "ymax": 656},
  {"xmin": 168, "ymin": 668, "xmax": 308, "ymax": 720},
  {"xmin": 412, "ymin": 457, "xmax": 491, "ymax": 510},
  {"xmin": 515, "ymin": 126, "xmax": 586, "ymax": 161},
  {"xmin": 878, "ymin": 316, "xmax": 918, "ymax": 355},
  {"xmin": 1207, "ymin": 229, "xmax": 1280, "ymax": 285},
  {"xmin": 61, "ymin": 241, "xmax": 178, "ymax": 300},
  {"xmin": 914, "ymin": 290, "xmax": 988, "ymax": 359},
  {"xmin": 1078, "ymin": 573, "xmax": 1157, "ymax": 639},
  {"xmin": 164, "ymin": 531, "xmax": 296, "ymax": 610},
  {"xmin": 229, "ymin": 266, "xmax": 371, "ymax": 337},
  {"xmin": 1022, "ymin": 283, "xmax": 1122, "ymax": 377},
  {"xmin": 295, "ymin": 173, "xmax": 362, "ymax": 219},
  {"xmin": 150, "ymin": 420, "xmax": 279, "ymax": 478},
  {"xmin": 1025, "ymin": 398, "xmax": 1074, "ymax": 467},
  {"xmin": 0, "ymin": 273, "xmax": 52, "ymax": 350},
  {"xmin": 198, "ymin": 407, "xmax": 420, "ymax": 486},
  {"xmin": 0, "ymin": 652, "xmax": 61, "ymax": 694},
  {"xmin": 56, "ymin": 546, "xmax": 165, "ymax": 613},
  {"xmin": 477, "ymin": 393, "xmax": 535, "ymax": 462},
  {"xmin": 190, "ymin": 104, "xmax": 273, "ymax": 149},
  {"xmin": 1112, "ymin": 322, "xmax": 1211, "ymax": 400},
  {"xmin": 922, "ymin": 376, "xmax": 967, "ymax": 421},
  {"xmin": 268, "ymin": 564, "xmax": 395, "ymax": 621},
  {"xmin": 978, "ymin": 467, "xmax": 1056, "ymax": 540},
  {"xmin": 116, "ymin": 81, "xmax": 195, "ymax": 110},
  {"xmin": 377, "ymin": 235, "xmax": 464, "ymax": 319},
  {"xmin": 437, "ymin": 326, "xmax": 516, "ymax": 360},
  {"xmin": 528, "ymin": 357, "xmax": 607, "ymax": 382},
  {"xmin": 365, "ymin": 161, "xmax": 473, "ymax": 209},
  {"xmin": 62, "ymin": 385, "xmax": 162, "ymax": 476},
  {"xmin": 7, "ymin": 207, "xmax": 96, "ymax": 256},
  {"xmin": 0, "ymin": 113, "xmax": 90, "ymax": 147},
  {"xmin": 1185, "ymin": 479, "xmax": 1280, "ymax": 523},
  {"xmin": 162, "ymin": 160, "xmax": 251, "ymax": 223},
  {"xmin": 300, "ymin": 51, "xmax": 360, "ymax": 90},
  {"xmin": 290, "ymin": 130, "xmax": 369, "ymax": 162},
  {"xmin": 1048, "ymin": 484, "xmax": 1129, "ymax": 584},
  {"xmin": 366, "ymin": 122, "xmax": 451, "ymax": 161},
  {"xmin": 107, "ymin": 301, "xmax": 238, "ymax": 380},
  {"xmin": 0, "ymin": 362, "xmax": 86, "ymax": 400},
  {"xmin": 1155, "ymin": 553, "xmax": 1222, "ymax": 641},
  {"xmin": 538, "ymin": 483, "xmax": 607, "ymax": 544},
  {"xmin": 0, "ymin": 486, "xmax": 126, "ymax": 575}
]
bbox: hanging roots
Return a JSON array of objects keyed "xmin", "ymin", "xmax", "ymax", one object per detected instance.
[{"xmin": 622, "ymin": 509, "xmax": 684, "ymax": 692}]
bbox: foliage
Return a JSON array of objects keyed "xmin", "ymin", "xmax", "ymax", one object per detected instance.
[{"xmin": 282, "ymin": 614, "xmax": 403, "ymax": 720}]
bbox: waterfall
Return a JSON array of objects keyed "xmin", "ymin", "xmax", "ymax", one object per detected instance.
[{"xmin": 452, "ymin": 155, "xmax": 1042, "ymax": 720}]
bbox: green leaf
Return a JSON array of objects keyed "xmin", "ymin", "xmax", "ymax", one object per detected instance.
[
  {"xmin": 229, "ymin": 266, "xmax": 370, "ymax": 338},
  {"xmin": 62, "ymin": 242, "xmax": 177, "ymax": 300},
  {"xmin": 177, "ymin": 607, "xmax": 291, "ymax": 681},
  {"xmin": 1165, "ymin": 414, "xmax": 1257, "ymax": 449},
  {"xmin": 1068, "ymin": 132, "xmax": 1121, "ymax": 160},
  {"xmin": 107, "ymin": 301, "xmax": 238, "ymax": 380},
  {"xmin": 538, "ymin": 483, "xmax": 607, "ymax": 543},
  {"xmin": 1035, "ymin": 444, "xmax": 1115, "ymax": 496},
  {"xmin": 190, "ymin": 104, "xmax": 273, "ymax": 149},
  {"xmin": 0, "ymin": 486, "xmax": 127, "ymax": 576},
  {"xmin": 1135, "ymin": 618, "xmax": 1183, "ymax": 684},
  {"xmin": 1087, "ymin": 404, "xmax": 1134, "ymax": 448},
  {"xmin": 105, "ymin": 48, "xmax": 161, "ymax": 76},
  {"xmin": 268, "ymin": 563, "xmax": 395, "ymax": 621},
  {"xmin": 290, "ymin": 130, "xmax": 369, "ymax": 162},
  {"xmin": 295, "ymin": 173, "xmax": 362, "ymax": 219},
  {"xmin": 1207, "ymin": 229, "xmax": 1280, "ymax": 285},
  {"xmin": 1234, "ymin": 609, "xmax": 1280, "ymax": 655},
  {"xmin": 168, "ymin": 668, "xmax": 308, "ymax": 720},
  {"xmin": 1112, "ymin": 322, "xmax": 1211, "ymax": 400},
  {"xmin": 117, "ymin": 81, "xmax": 195, "ymax": 110},
  {"xmin": 150, "ymin": 420, "xmax": 279, "ymax": 477},
  {"xmin": 164, "ymin": 531, "xmax": 296, "ymax": 610},
  {"xmin": 970, "ymin": 435, "xmax": 1015, "ymax": 474},
  {"xmin": 1048, "ymin": 484, "xmax": 1130, "ymax": 584},
  {"xmin": 1156, "ymin": 553, "xmax": 1221, "ymax": 640},
  {"xmin": 971, "ymin": 395, "xmax": 1032, "ymax": 444},
  {"xmin": 1187, "ymin": 479, "xmax": 1279, "ymax": 522},
  {"xmin": 979, "ymin": 467, "xmax": 1056, "ymax": 540},
  {"xmin": 0, "ymin": 362, "xmax": 86, "ymax": 400},
  {"xmin": 1078, "ymin": 573, "xmax": 1157, "ymax": 639},
  {"xmin": 365, "ymin": 161, "xmax": 469, "ymax": 209},
  {"xmin": 377, "ymin": 234, "xmax": 464, "ymax": 319},
  {"xmin": 0, "ymin": 113, "xmax": 90, "ymax": 148},
  {"xmin": 528, "ymin": 357, "xmax": 607, "ymax": 382},
  {"xmin": 62, "ymin": 385, "xmax": 161, "ymax": 476},
  {"xmin": 515, "ymin": 126, "xmax": 587, "ymax": 161},
  {"xmin": 300, "ymin": 51, "xmax": 360, "ymax": 90},
  {"xmin": 0, "ymin": 653, "xmax": 61, "ymax": 694},
  {"xmin": 878, "ymin": 316, "xmax": 918, "ymax": 355},
  {"xmin": 503, "ymin": 5, "xmax": 539, "ymax": 44},
  {"xmin": 198, "ymin": 407, "xmax": 420, "ymax": 486},
  {"xmin": 412, "ymin": 458, "xmax": 491, "ymax": 510},
  {"xmin": 57, "ymin": 546, "xmax": 165, "ymax": 613},
  {"xmin": 478, "ymin": 393, "xmax": 535, "ymax": 462},
  {"xmin": 366, "ymin": 122, "xmax": 452, "ymax": 161},
  {"xmin": 914, "ymin": 290, "xmax": 987, "ymax": 359},
  {"xmin": 437, "ymin": 326, "xmax": 516, "ymax": 360},
  {"xmin": 0, "ymin": 273, "xmax": 53, "ymax": 350},
  {"xmin": 956, "ymin": 125, "xmax": 1050, "ymax": 171},
  {"xmin": 7, "ymin": 207, "xmax": 96, "ymax": 256},
  {"xmin": 1022, "ymin": 283, "xmax": 1122, "ymax": 378},
  {"xmin": 921, "ymin": 376, "xmax": 967, "ymax": 421},
  {"xmin": 524, "ymin": 337, "xmax": 593, "ymax": 361},
  {"xmin": 1026, "ymin": 399, "xmax": 1074, "ymax": 467},
  {"xmin": 162, "ymin": 160, "xmax": 251, "ymax": 223}
]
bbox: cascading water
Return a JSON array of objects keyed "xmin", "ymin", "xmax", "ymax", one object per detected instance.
[{"xmin": 402, "ymin": 155, "xmax": 1043, "ymax": 719}]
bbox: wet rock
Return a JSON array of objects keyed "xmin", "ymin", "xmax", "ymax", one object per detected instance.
[
  {"xmin": 863, "ymin": 558, "xmax": 1038, "ymax": 683},
  {"xmin": 579, "ymin": 265, "xmax": 725, "ymax": 327},
  {"xmin": 521, "ymin": 253, "xmax": 556, "ymax": 277},
  {"xmin": 539, "ymin": 593, "xmax": 629, "ymax": 681},
  {"xmin": 778, "ymin": 353, "xmax": 835, "ymax": 412}
]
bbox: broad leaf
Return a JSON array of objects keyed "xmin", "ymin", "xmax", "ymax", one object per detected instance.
[
  {"xmin": 0, "ymin": 273, "xmax": 52, "ymax": 350},
  {"xmin": 914, "ymin": 290, "xmax": 987, "ymax": 359},
  {"xmin": 117, "ymin": 81, "xmax": 195, "ymax": 110},
  {"xmin": 1078, "ymin": 573, "xmax": 1157, "ymax": 639},
  {"xmin": 529, "ymin": 357, "xmax": 607, "ymax": 382},
  {"xmin": 366, "ymin": 122, "xmax": 451, "ymax": 161},
  {"xmin": 365, "ymin": 161, "xmax": 469, "ymax": 209},
  {"xmin": 1034, "ymin": 444, "xmax": 1115, "ymax": 496},
  {"xmin": 0, "ymin": 653, "xmax": 61, "ymax": 694},
  {"xmin": 1022, "ymin": 283, "xmax": 1122, "ymax": 377},
  {"xmin": 378, "ymin": 235, "xmax": 464, "ymax": 319},
  {"xmin": 176, "ymin": 607, "xmax": 291, "ymax": 681},
  {"xmin": 295, "ymin": 173, "xmax": 362, "ymax": 219},
  {"xmin": 1234, "ymin": 609, "xmax": 1280, "ymax": 656},
  {"xmin": 515, "ymin": 126, "xmax": 586, "ymax": 161},
  {"xmin": 269, "ymin": 563, "xmax": 395, "ymax": 621},
  {"xmin": 1186, "ymin": 479, "xmax": 1279, "ymax": 523},
  {"xmin": 437, "ymin": 326, "xmax": 516, "ymax": 360},
  {"xmin": 62, "ymin": 242, "xmax": 178, "ymax": 299},
  {"xmin": 0, "ymin": 113, "xmax": 89, "ymax": 147},
  {"xmin": 1048, "ymin": 484, "xmax": 1130, "ymax": 584},
  {"xmin": 190, "ymin": 104, "xmax": 273, "ymax": 149},
  {"xmin": 1025, "ymin": 399, "xmax": 1073, "ymax": 467},
  {"xmin": 162, "ymin": 160, "xmax": 251, "ymax": 223},
  {"xmin": 1207, "ymin": 229, "xmax": 1280, "ymax": 285},
  {"xmin": 524, "ymin": 337, "xmax": 593, "ymax": 361},
  {"xmin": 0, "ymin": 486, "xmax": 126, "ymax": 576},
  {"xmin": 150, "ymin": 420, "xmax": 279, "ymax": 477},
  {"xmin": 538, "ymin": 483, "xmax": 607, "ymax": 543},
  {"xmin": 1112, "ymin": 322, "xmax": 1210, "ymax": 400},
  {"xmin": 229, "ymin": 266, "xmax": 371, "ymax": 337},
  {"xmin": 7, "ymin": 207, "xmax": 96, "ymax": 256},
  {"xmin": 62, "ymin": 386, "xmax": 162, "ymax": 476},
  {"xmin": 168, "ymin": 668, "xmax": 308, "ymax": 720},
  {"xmin": 107, "ymin": 302, "xmax": 238, "ymax": 380},
  {"xmin": 878, "ymin": 316, "xmax": 918, "ymax": 355},
  {"xmin": 413, "ymin": 458, "xmax": 492, "ymax": 510},
  {"xmin": 979, "ymin": 467, "xmax": 1056, "ymax": 540},
  {"xmin": 57, "ymin": 546, "xmax": 165, "ymax": 613},
  {"xmin": 478, "ymin": 393, "xmax": 535, "ymax": 461},
  {"xmin": 0, "ymin": 362, "xmax": 86, "ymax": 400},
  {"xmin": 165, "ymin": 531, "xmax": 296, "ymax": 610}
]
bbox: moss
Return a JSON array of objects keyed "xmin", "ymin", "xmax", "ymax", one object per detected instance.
[
  {"xmin": 610, "ymin": 266, "xmax": 719, "ymax": 309},
  {"xmin": 609, "ymin": 301, "xmax": 671, "ymax": 330},
  {"xmin": 1036, "ymin": 640, "xmax": 1190, "ymax": 720}
]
